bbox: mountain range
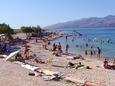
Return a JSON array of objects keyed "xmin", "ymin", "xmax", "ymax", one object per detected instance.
[{"xmin": 45, "ymin": 15, "xmax": 115, "ymax": 29}]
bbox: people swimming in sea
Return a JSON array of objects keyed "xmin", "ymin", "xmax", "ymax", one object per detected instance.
[
  {"xmin": 72, "ymin": 38, "xmax": 74, "ymax": 42},
  {"xmin": 86, "ymin": 43, "xmax": 88, "ymax": 47},
  {"xmin": 48, "ymin": 41, "xmax": 51, "ymax": 45},
  {"xmin": 76, "ymin": 44, "xmax": 79, "ymax": 47}
]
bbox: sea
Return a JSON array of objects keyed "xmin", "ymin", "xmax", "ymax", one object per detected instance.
[{"xmin": 49, "ymin": 27, "xmax": 115, "ymax": 58}]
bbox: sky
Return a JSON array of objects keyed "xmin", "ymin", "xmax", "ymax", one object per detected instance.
[{"xmin": 0, "ymin": 0, "xmax": 115, "ymax": 29}]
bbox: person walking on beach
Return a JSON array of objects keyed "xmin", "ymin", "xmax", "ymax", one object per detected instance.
[
  {"xmin": 65, "ymin": 44, "xmax": 69, "ymax": 53},
  {"xmin": 96, "ymin": 47, "xmax": 101, "ymax": 58},
  {"xmin": 52, "ymin": 43, "xmax": 56, "ymax": 51},
  {"xmin": 23, "ymin": 43, "xmax": 30, "ymax": 59}
]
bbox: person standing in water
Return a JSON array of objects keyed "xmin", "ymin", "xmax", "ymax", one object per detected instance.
[
  {"xmin": 66, "ymin": 44, "xmax": 69, "ymax": 54},
  {"xmin": 58, "ymin": 42, "xmax": 62, "ymax": 53},
  {"xmin": 52, "ymin": 43, "xmax": 56, "ymax": 51},
  {"xmin": 66, "ymin": 36, "xmax": 68, "ymax": 42},
  {"xmin": 96, "ymin": 47, "xmax": 101, "ymax": 58}
]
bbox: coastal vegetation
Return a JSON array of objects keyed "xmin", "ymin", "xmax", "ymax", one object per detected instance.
[
  {"xmin": 0, "ymin": 23, "xmax": 14, "ymax": 39},
  {"xmin": 0, "ymin": 23, "xmax": 14, "ymax": 35},
  {"xmin": 0, "ymin": 23, "xmax": 45, "ymax": 40},
  {"xmin": 21, "ymin": 25, "xmax": 44, "ymax": 39}
]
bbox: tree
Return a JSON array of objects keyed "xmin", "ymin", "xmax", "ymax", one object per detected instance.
[
  {"xmin": 21, "ymin": 26, "xmax": 33, "ymax": 39},
  {"xmin": 21, "ymin": 25, "xmax": 43, "ymax": 39},
  {"xmin": 0, "ymin": 23, "xmax": 14, "ymax": 39},
  {"xmin": 32, "ymin": 25, "xmax": 42, "ymax": 37}
]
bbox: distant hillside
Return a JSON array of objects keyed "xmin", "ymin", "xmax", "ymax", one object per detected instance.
[{"xmin": 45, "ymin": 15, "xmax": 115, "ymax": 29}]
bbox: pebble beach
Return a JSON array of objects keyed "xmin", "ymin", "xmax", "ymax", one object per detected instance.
[{"xmin": 0, "ymin": 33, "xmax": 115, "ymax": 86}]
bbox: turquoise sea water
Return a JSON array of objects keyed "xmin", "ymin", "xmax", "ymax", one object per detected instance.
[{"xmin": 49, "ymin": 27, "xmax": 115, "ymax": 58}]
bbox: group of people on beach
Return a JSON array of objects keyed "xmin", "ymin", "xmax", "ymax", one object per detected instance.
[
  {"xmin": 85, "ymin": 47, "xmax": 101, "ymax": 58},
  {"xmin": 16, "ymin": 42, "xmax": 30, "ymax": 61},
  {"xmin": 104, "ymin": 59, "xmax": 115, "ymax": 70},
  {"xmin": 52, "ymin": 42, "xmax": 70, "ymax": 56},
  {"xmin": 52, "ymin": 43, "xmax": 62, "ymax": 56},
  {"xmin": 0, "ymin": 35, "xmax": 12, "ymax": 54}
]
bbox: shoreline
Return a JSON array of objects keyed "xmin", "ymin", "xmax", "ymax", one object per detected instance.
[{"xmin": 48, "ymin": 29, "xmax": 115, "ymax": 59}]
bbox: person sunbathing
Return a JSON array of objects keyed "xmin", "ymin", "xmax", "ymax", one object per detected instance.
[
  {"xmin": 75, "ymin": 62, "xmax": 84, "ymax": 69},
  {"xmin": 103, "ymin": 59, "xmax": 109, "ymax": 69},
  {"xmin": 110, "ymin": 59, "xmax": 115, "ymax": 70},
  {"xmin": 103, "ymin": 59, "xmax": 115, "ymax": 70},
  {"xmin": 66, "ymin": 62, "xmax": 83, "ymax": 68},
  {"xmin": 113, "ymin": 59, "xmax": 115, "ymax": 66},
  {"xmin": 66, "ymin": 61, "xmax": 75, "ymax": 68},
  {"xmin": 33, "ymin": 58, "xmax": 45, "ymax": 64},
  {"xmin": 15, "ymin": 53, "xmax": 25, "ymax": 62}
]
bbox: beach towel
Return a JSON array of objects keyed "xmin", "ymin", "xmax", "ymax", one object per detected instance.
[
  {"xmin": 84, "ymin": 81, "xmax": 104, "ymax": 86},
  {"xmin": 52, "ymin": 64, "xmax": 65, "ymax": 68},
  {"xmin": 21, "ymin": 64, "xmax": 39, "ymax": 71},
  {"xmin": 39, "ymin": 69, "xmax": 63, "ymax": 76},
  {"xmin": 14, "ymin": 61, "xmax": 39, "ymax": 71},
  {"xmin": 42, "ymin": 71, "xmax": 63, "ymax": 81},
  {"xmin": 0, "ymin": 55, "xmax": 7, "ymax": 58},
  {"xmin": 42, "ymin": 70, "xmax": 56, "ymax": 76},
  {"xmin": 76, "ymin": 65, "xmax": 84, "ymax": 71},
  {"xmin": 64, "ymin": 76, "xmax": 85, "ymax": 84},
  {"xmin": 66, "ymin": 56, "xmax": 75, "ymax": 60},
  {"xmin": 64, "ymin": 73, "xmax": 85, "ymax": 84}
]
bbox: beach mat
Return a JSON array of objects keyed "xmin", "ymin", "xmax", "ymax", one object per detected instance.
[
  {"xmin": 14, "ymin": 61, "xmax": 39, "ymax": 71},
  {"xmin": 41, "ymin": 70, "xmax": 56, "ymax": 76},
  {"xmin": 64, "ymin": 74, "xmax": 85, "ymax": 84},
  {"xmin": 21, "ymin": 64, "xmax": 39, "ymax": 71},
  {"xmin": 64, "ymin": 76, "xmax": 85, "ymax": 84},
  {"xmin": 52, "ymin": 64, "xmax": 65, "ymax": 68}
]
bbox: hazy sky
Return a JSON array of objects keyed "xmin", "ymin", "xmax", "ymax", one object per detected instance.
[{"xmin": 0, "ymin": 0, "xmax": 115, "ymax": 28}]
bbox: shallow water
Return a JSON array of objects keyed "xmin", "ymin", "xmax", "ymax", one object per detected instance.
[{"xmin": 49, "ymin": 27, "xmax": 115, "ymax": 58}]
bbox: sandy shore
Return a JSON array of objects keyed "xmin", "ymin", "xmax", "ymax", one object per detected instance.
[{"xmin": 0, "ymin": 33, "xmax": 115, "ymax": 86}]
